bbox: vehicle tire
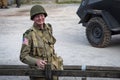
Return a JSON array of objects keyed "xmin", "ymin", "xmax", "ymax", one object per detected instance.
[{"xmin": 86, "ymin": 17, "xmax": 111, "ymax": 48}]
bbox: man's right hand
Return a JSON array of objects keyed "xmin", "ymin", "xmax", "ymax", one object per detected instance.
[{"xmin": 36, "ymin": 60, "xmax": 47, "ymax": 70}]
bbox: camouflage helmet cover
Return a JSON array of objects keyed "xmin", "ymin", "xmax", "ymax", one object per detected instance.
[{"xmin": 30, "ymin": 5, "xmax": 48, "ymax": 20}]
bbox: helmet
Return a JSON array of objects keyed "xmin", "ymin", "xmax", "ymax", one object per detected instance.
[{"xmin": 30, "ymin": 5, "xmax": 48, "ymax": 20}]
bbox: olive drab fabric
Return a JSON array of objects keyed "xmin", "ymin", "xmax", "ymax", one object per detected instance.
[
  {"xmin": 30, "ymin": 5, "xmax": 47, "ymax": 20},
  {"xmin": 20, "ymin": 23, "xmax": 63, "ymax": 70}
]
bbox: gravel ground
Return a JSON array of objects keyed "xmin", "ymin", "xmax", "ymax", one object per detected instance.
[{"xmin": 0, "ymin": 3, "xmax": 120, "ymax": 80}]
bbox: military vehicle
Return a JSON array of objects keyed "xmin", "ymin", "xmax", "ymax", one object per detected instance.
[{"xmin": 76, "ymin": 0, "xmax": 120, "ymax": 47}]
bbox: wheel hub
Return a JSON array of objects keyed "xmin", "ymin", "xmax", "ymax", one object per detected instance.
[{"xmin": 93, "ymin": 27, "xmax": 102, "ymax": 38}]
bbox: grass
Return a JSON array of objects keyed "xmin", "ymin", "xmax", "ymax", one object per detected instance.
[{"xmin": 56, "ymin": 0, "xmax": 81, "ymax": 4}]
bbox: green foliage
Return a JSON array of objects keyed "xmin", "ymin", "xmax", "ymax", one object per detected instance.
[
  {"xmin": 57, "ymin": 1, "xmax": 81, "ymax": 4},
  {"xmin": 13, "ymin": 0, "xmax": 81, "ymax": 4},
  {"xmin": 20, "ymin": 0, "xmax": 32, "ymax": 4}
]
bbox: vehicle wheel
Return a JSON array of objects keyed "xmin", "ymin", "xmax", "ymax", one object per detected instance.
[{"xmin": 86, "ymin": 17, "xmax": 111, "ymax": 48}]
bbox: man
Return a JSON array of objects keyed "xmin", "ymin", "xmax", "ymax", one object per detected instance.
[{"xmin": 20, "ymin": 5, "xmax": 63, "ymax": 80}]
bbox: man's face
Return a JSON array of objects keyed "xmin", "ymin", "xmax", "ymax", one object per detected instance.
[{"xmin": 33, "ymin": 14, "xmax": 45, "ymax": 25}]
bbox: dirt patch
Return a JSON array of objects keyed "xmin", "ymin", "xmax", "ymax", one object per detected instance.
[
  {"xmin": 0, "ymin": 9, "xmax": 30, "ymax": 17},
  {"xmin": 18, "ymin": 9, "xmax": 30, "ymax": 13}
]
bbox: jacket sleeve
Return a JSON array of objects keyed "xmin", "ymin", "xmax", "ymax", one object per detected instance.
[{"xmin": 20, "ymin": 30, "xmax": 38, "ymax": 66}]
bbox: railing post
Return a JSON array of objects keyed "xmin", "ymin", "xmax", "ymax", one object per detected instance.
[
  {"xmin": 45, "ymin": 63, "xmax": 53, "ymax": 80},
  {"xmin": 81, "ymin": 65, "xmax": 87, "ymax": 80},
  {"xmin": 82, "ymin": 77, "xmax": 87, "ymax": 80}
]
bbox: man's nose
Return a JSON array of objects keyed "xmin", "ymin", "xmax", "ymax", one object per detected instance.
[{"xmin": 38, "ymin": 16, "xmax": 42, "ymax": 19}]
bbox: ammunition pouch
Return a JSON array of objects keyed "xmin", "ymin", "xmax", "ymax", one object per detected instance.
[{"xmin": 52, "ymin": 54, "xmax": 63, "ymax": 70}]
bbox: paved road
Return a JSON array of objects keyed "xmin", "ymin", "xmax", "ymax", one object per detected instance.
[{"xmin": 0, "ymin": 3, "xmax": 120, "ymax": 80}]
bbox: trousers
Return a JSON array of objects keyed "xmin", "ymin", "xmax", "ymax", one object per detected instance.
[
  {"xmin": 0, "ymin": 0, "xmax": 7, "ymax": 7},
  {"xmin": 16, "ymin": 0, "xmax": 20, "ymax": 7}
]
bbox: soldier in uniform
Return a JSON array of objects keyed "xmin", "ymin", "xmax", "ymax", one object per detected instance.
[
  {"xmin": 0, "ymin": 0, "xmax": 8, "ymax": 8},
  {"xmin": 0, "ymin": 0, "xmax": 2, "ymax": 8},
  {"xmin": 20, "ymin": 5, "xmax": 63, "ymax": 80}
]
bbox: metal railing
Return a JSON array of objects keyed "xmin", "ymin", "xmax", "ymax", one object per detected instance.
[{"xmin": 0, "ymin": 64, "xmax": 120, "ymax": 80}]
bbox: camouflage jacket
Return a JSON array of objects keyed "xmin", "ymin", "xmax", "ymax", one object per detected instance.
[{"xmin": 20, "ymin": 23, "xmax": 56, "ymax": 67}]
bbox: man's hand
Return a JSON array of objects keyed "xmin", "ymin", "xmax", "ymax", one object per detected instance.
[{"xmin": 36, "ymin": 59, "xmax": 47, "ymax": 69}]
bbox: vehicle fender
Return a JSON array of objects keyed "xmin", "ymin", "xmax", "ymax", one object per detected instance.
[
  {"xmin": 101, "ymin": 10, "xmax": 120, "ymax": 31},
  {"xmin": 82, "ymin": 9, "xmax": 120, "ymax": 31}
]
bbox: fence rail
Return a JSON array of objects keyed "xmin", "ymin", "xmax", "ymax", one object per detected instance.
[{"xmin": 0, "ymin": 64, "xmax": 120, "ymax": 80}]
